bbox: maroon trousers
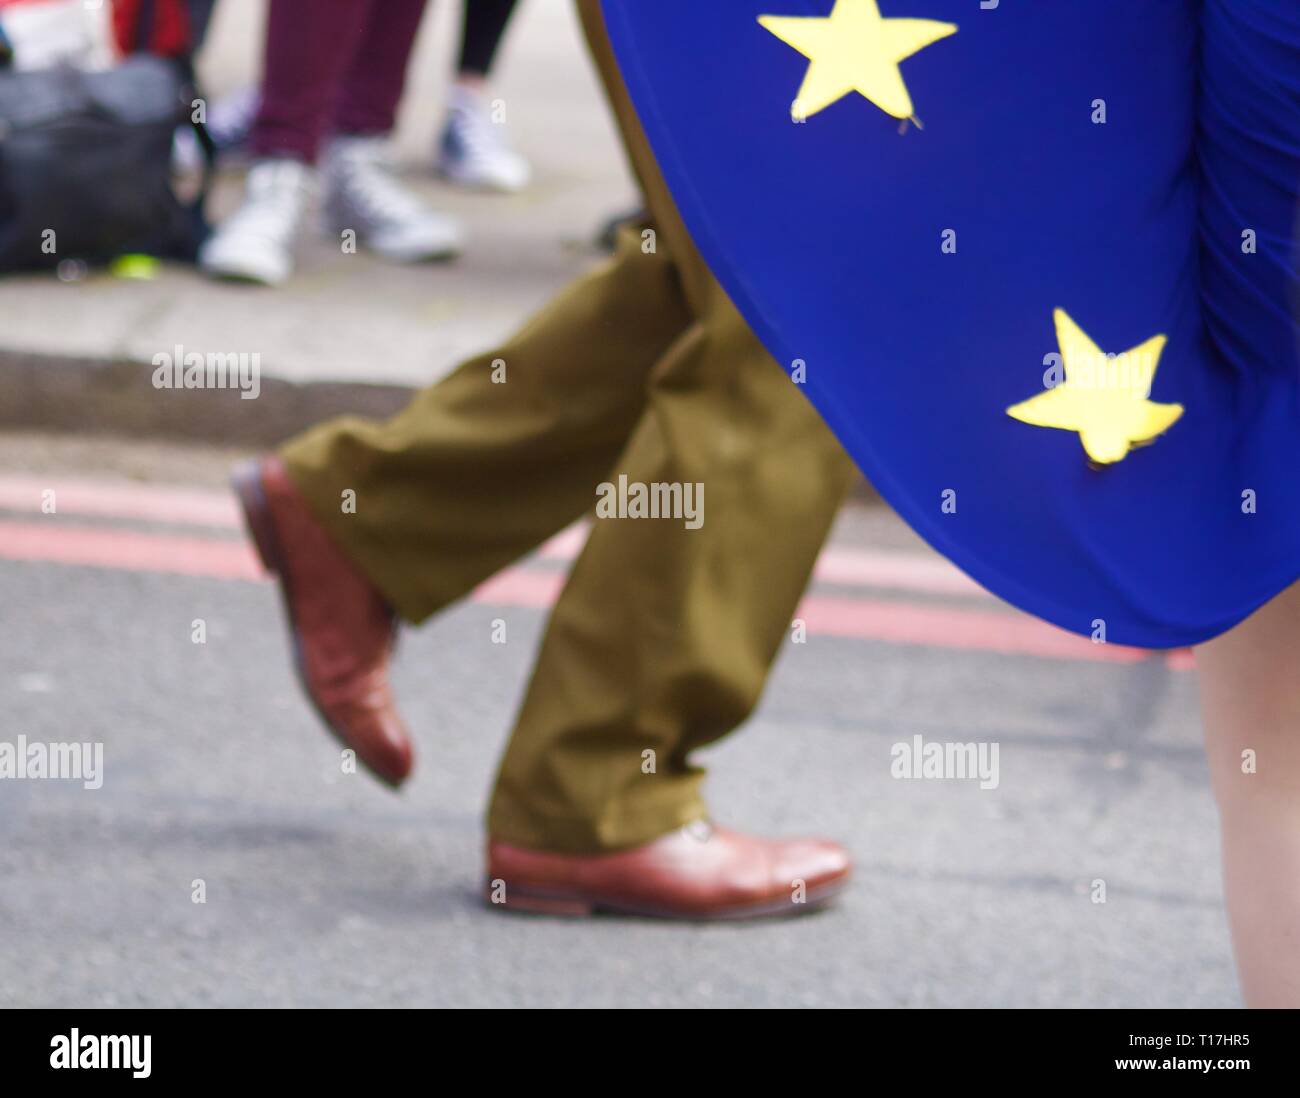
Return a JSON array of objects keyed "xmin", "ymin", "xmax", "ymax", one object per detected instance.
[{"xmin": 248, "ymin": 0, "xmax": 429, "ymax": 163}]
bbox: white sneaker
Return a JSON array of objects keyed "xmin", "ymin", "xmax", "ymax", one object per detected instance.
[
  {"xmin": 435, "ymin": 85, "xmax": 531, "ymax": 194},
  {"xmin": 321, "ymin": 135, "xmax": 463, "ymax": 263},
  {"xmin": 199, "ymin": 159, "xmax": 314, "ymax": 286}
]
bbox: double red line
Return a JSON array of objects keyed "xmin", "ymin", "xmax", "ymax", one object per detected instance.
[{"xmin": 0, "ymin": 475, "xmax": 1191, "ymax": 670}]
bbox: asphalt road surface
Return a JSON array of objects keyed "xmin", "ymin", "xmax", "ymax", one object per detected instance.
[{"xmin": 0, "ymin": 433, "xmax": 1236, "ymax": 1007}]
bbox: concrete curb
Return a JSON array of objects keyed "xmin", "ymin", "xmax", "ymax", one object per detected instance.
[
  {"xmin": 2, "ymin": 348, "xmax": 879, "ymax": 499},
  {"xmin": 1, "ymin": 350, "xmax": 415, "ymax": 449}
]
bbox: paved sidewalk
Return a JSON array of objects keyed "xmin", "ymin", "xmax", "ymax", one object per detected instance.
[{"xmin": 0, "ymin": 0, "xmax": 635, "ymax": 389}]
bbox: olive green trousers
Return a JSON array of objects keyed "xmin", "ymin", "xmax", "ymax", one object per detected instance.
[{"xmin": 280, "ymin": 0, "xmax": 857, "ymax": 852}]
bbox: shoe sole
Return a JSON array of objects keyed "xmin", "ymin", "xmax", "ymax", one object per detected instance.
[
  {"xmin": 318, "ymin": 217, "xmax": 462, "ymax": 264},
  {"xmin": 371, "ymin": 245, "xmax": 461, "ymax": 264},
  {"xmin": 483, "ymin": 874, "xmax": 849, "ymax": 921},
  {"xmin": 199, "ymin": 253, "xmax": 289, "ymax": 287},
  {"xmin": 434, "ymin": 154, "xmax": 531, "ymax": 195},
  {"xmin": 231, "ymin": 461, "xmax": 404, "ymax": 790},
  {"xmin": 204, "ymin": 268, "xmax": 285, "ymax": 287},
  {"xmin": 434, "ymin": 166, "xmax": 528, "ymax": 195}
]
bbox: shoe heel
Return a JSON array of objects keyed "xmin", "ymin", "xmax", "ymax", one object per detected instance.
[
  {"xmin": 231, "ymin": 461, "xmax": 280, "ymax": 575},
  {"xmin": 487, "ymin": 884, "xmax": 594, "ymax": 917}
]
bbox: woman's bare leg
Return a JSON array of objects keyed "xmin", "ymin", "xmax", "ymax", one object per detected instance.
[{"xmin": 1197, "ymin": 580, "xmax": 1300, "ymax": 1006}]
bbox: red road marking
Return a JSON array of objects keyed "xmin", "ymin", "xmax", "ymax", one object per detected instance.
[
  {"xmin": 811, "ymin": 546, "xmax": 985, "ymax": 596},
  {"xmin": 537, "ymin": 524, "xmax": 985, "ymax": 595},
  {"xmin": 798, "ymin": 594, "xmax": 1156, "ymax": 665},
  {"xmin": 0, "ymin": 518, "xmax": 1190, "ymax": 668},
  {"xmin": 0, "ymin": 475, "xmax": 242, "ymax": 529},
  {"xmin": 0, "ymin": 476, "xmax": 987, "ymax": 600},
  {"xmin": 474, "ymin": 569, "xmax": 1168, "ymax": 665},
  {"xmin": 0, "ymin": 520, "xmax": 261, "ymax": 580}
]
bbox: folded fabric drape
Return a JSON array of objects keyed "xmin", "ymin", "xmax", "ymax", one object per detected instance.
[{"xmin": 603, "ymin": 0, "xmax": 1300, "ymax": 648}]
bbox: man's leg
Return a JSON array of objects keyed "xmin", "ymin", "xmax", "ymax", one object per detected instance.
[
  {"xmin": 278, "ymin": 220, "xmax": 691, "ymax": 623},
  {"xmin": 486, "ymin": 0, "xmax": 859, "ymax": 854},
  {"xmin": 236, "ymin": 0, "xmax": 857, "ymax": 916},
  {"xmin": 237, "ymin": 216, "xmax": 691, "ymax": 786},
  {"xmin": 488, "ymin": 291, "xmax": 857, "ymax": 853}
]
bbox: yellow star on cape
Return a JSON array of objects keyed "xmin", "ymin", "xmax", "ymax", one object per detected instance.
[
  {"xmin": 758, "ymin": 0, "xmax": 956, "ymax": 122},
  {"xmin": 1006, "ymin": 309, "xmax": 1184, "ymax": 465}
]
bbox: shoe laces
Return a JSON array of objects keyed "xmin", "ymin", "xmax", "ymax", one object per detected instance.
[
  {"xmin": 447, "ymin": 93, "xmax": 515, "ymax": 164},
  {"xmin": 333, "ymin": 146, "xmax": 431, "ymax": 225}
]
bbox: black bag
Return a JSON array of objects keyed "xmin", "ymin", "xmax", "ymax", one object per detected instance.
[{"xmin": 0, "ymin": 54, "xmax": 213, "ymax": 272}]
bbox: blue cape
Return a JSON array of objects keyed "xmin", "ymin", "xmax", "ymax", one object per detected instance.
[{"xmin": 602, "ymin": 0, "xmax": 1300, "ymax": 648}]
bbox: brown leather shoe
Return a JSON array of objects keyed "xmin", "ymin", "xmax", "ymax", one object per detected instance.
[
  {"xmin": 232, "ymin": 457, "xmax": 413, "ymax": 787},
  {"xmin": 486, "ymin": 821, "xmax": 849, "ymax": 919}
]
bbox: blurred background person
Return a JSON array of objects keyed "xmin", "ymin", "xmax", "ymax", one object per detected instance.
[
  {"xmin": 434, "ymin": 0, "xmax": 530, "ymax": 192},
  {"xmin": 190, "ymin": 1, "xmax": 529, "ymax": 191},
  {"xmin": 199, "ymin": 0, "xmax": 463, "ymax": 286}
]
